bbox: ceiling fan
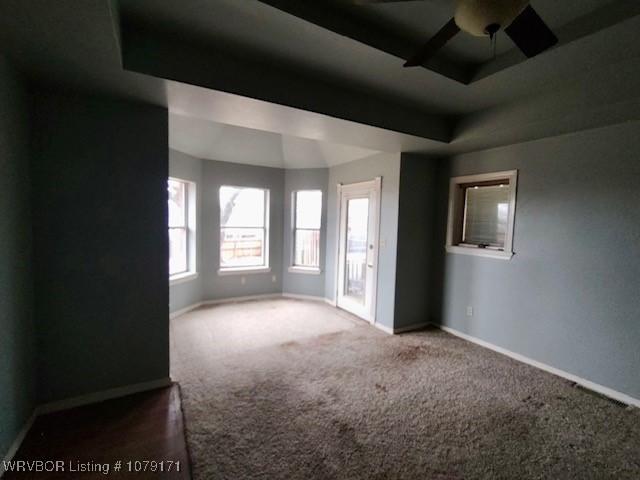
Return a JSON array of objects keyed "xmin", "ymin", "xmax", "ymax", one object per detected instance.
[{"xmin": 353, "ymin": 0, "xmax": 558, "ymax": 67}]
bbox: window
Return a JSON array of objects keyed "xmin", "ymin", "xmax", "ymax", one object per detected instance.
[
  {"xmin": 290, "ymin": 190, "xmax": 322, "ymax": 273},
  {"xmin": 168, "ymin": 178, "xmax": 197, "ymax": 281},
  {"xmin": 446, "ymin": 170, "xmax": 518, "ymax": 260},
  {"xmin": 219, "ymin": 186, "xmax": 269, "ymax": 273}
]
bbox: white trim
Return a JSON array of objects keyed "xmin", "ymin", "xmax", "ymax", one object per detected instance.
[
  {"xmin": 170, "ymin": 271, "xmax": 199, "ymax": 285},
  {"xmin": 394, "ymin": 322, "xmax": 431, "ymax": 334},
  {"xmin": 168, "ymin": 177, "xmax": 198, "ymax": 280},
  {"xmin": 290, "ymin": 189, "xmax": 323, "ymax": 272},
  {"xmin": 445, "ymin": 245, "xmax": 513, "ymax": 260},
  {"xmin": 219, "ymin": 185, "xmax": 270, "ymax": 274},
  {"xmin": 337, "ymin": 179, "xmax": 381, "ymax": 190},
  {"xmin": 202, "ymin": 293, "xmax": 281, "ymax": 306},
  {"xmin": 434, "ymin": 324, "xmax": 640, "ymax": 408},
  {"xmin": 288, "ymin": 266, "xmax": 321, "ymax": 275},
  {"xmin": 324, "ymin": 297, "xmax": 337, "ymax": 307},
  {"xmin": 169, "ymin": 294, "xmax": 340, "ymax": 319},
  {"xmin": 1, "ymin": 413, "xmax": 36, "ymax": 477},
  {"xmin": 448, "ymin": 170, "xmax": 518, "ymax": 187},
  {"xmin": 332, "ymin": 183, "xmax": 342, "ymax": 313},
  {"xmin": 373, "ymin": 321, "xmax": 431, "ymax": 335},
  {"xmin": 218, "ymin": 266, "xmax": 271, "ymax": 276},
  {"xmin": 36, "ymin": 378, "xmax": 173, "ymax": 415},
  {"xmin": 446, "ymin": 170, "xmax": 518, "ymax": 260},
  {"xmin": 282, "ymin": 293, "xmax": 326, "ymax": 302},
  {"xmin": 169, "ymin": 301, "xmax": 204, "ymax": 319},
  {"xmin": 335, "ymin": 177, "xmax": 382, "ymax": 324},
  {"xmin": 373, "ymin": 322, "xmax": 395, "ymax": 335},
  {"xmin": 370, "ymin": 177, "xmax": 382, "ymax": 325}
]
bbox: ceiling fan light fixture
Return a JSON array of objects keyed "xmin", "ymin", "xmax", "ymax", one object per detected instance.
[{"xmin": 454, "ymin": 0, "xmax": 530, "ymax": 37}]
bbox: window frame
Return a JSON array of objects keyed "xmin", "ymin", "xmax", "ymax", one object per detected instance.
[
  {"xmin": 445, "ymin": 170, "xmax": 518, "ymax": 260},
  {"xmin": 218, "ymin": 185, "xmax": 270, "ymax": 275},
  {"xmin": 168, "ymin": 177, "xmax": 198, "ymax": 283},
  {"xmin": 289, "ymin": 189, "xmax": 322, "ymax": 275}
]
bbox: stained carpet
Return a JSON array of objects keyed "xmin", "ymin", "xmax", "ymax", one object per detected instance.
[{"xmin": 170, "ymin": 298, "xmax": 640, "ymax": 480}]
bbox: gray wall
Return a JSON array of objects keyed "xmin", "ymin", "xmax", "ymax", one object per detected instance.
[
  {"xmin": 325, "ymin": 152, "xmax": 401, "ymax": 329},
  {"xmin": 201, "ymin": 160, "xmax": 284, "ymax": 301},
  {"xmin": 169, "ymin": 150, "xmax": 204, "ymax": 312},
  {"xmin": 0, "ymin": 57, "xmax": 36, "ymax": 459},
  {"xmin": 432, "ymin": 121, "xmax": 640, "ymax": 400},
  {"xmin": 30, "ymin": 90, "xmax": 170, "ymax": 403},
  {"xmin": 282, "ymin": 168, "xmax": 329, "ymax": 297},
  {"xmin": 167, "ymin": 154, "xmax": 331, "ymax": 311},
  {"xmin": 393, "ymin": 154, "xmax": 438, "ymax": 330}
]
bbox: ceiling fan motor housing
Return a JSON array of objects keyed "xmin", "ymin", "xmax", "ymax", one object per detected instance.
[{"xmin": 454, "ymin": 0, "xmax": 530, "ymax": 36}]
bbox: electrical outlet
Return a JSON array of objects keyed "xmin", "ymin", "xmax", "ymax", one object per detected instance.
[
  {"xmin": 272, "ymin": 275, "xmax": 277, "ymax": 283},
  {"xmin": 466, "ymin": 306, "xmax": 473, "ymax": 317},
  {"xmin": 241, "ymin": 277, "xmax": 246, "ymax": 285}
]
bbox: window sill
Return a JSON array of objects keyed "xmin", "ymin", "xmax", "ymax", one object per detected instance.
[
  {"xmin": 218, "ymin": 267, "xmax": 271, "ymax": 276},
  {"xmin": 170, "ymin": 272, "xmax": 199, "ymax": 285},
  {"xmin": 446, "ymin": 245, "xmax": 513, "ymax": 260},
  {"xmin": 288, "ymin": 266, "xmax": 322, "ymax": 275}
]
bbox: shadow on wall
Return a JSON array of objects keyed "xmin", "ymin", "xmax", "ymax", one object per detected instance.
[
  {"xmin": 430, "ymin": 159, "xmax": 504, "ymax": 335},
  {"xmin": 430, "ymin": 159, "xmax": 450, "ymax": 327}
]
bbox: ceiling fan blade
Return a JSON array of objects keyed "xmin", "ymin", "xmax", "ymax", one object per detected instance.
[
  {"xmin": 504, "ymin": 5, "xmax": 558, "ymax": 58},
  {"xmin": 404, "ymin": 18, "xmax": 460, "ymax": 67}
]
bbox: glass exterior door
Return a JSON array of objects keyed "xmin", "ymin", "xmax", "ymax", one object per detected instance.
[
  {"xmin": 336, "ymin": 179, "xmax": 381, "ymax": 323},
  {"xmin": 344, "ymin": 198, "xmax": 369, "ymax": 303}
]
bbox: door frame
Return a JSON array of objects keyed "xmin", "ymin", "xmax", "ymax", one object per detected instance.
[{"xmin": 334, "ymin": 177, "xmax": 382, "ymax": 324}]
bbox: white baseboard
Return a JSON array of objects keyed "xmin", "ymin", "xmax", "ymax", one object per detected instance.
[
  {"xmin": 282, "ymin": 293, "xmax": 326, "ymax": 302},
  {"xmin": 435, "ymin": 324, "xmax": 640, "ymax": 409},
  {"xmin": 324, "ymin": 297, "xmax": 337, "ymax": 307},
  {"xmin": 169, "ymin": 302, "xmax": 203, "ymax": 320},
  {"xmin": 169, "ymin": 295, "xmax": 427, "ymax": 337},
  {"xmin": 171, "ymin": 294, "xmax": 337, "ymax": 319},
  {"xmin": 1, "ymin": 412, "xmax": 36, "ymax": 477},
  {"xmin": 202, "ymin": 293, "xmax": 281, "ymax": 306},
  {"xmin": 394, "ymin": 322, "xmax": 431, "ymax": 334},
  {"xmin": 373, "ymin": 322, "xmax": 394, "ymax": 335},
  {"xmin": 169, "ymin": 294, "xmax": 280, "ymax": 319},
  {"xmin": 0, "ymin": 377, "xmax": 172, "ymax": 478},
  {"xmin": 373, "ymin": 321, "xmax": 430, "ymax": 335},
  {"xmin": 36, "ymin": 377, "xmax": 173, "ymax": 415}
]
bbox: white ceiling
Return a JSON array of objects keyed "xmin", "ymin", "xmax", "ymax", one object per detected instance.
[
  {"xmin": 169, "ymin": 114, "xmax": 381, "ymax": 169},
  {"xmin": 167, "ymin": 81, "xmax": 445, "ymax": 155}
]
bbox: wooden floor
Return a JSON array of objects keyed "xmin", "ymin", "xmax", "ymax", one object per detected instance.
[{"xmin": 5, "ymin": 385, "xmax": 191, "ymax": 479}]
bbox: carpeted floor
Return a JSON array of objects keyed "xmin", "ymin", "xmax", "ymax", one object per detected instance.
[{"xmin": 170, "ymin": 298, "xmax": 640, "ymax": 480}]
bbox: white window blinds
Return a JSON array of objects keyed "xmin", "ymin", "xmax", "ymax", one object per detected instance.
[{"xmin": 463, "ymin": 184, "xmax": 510, "ymax": 248}]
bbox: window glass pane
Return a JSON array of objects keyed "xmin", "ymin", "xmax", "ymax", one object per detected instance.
[
  {"xmin": 345, "ymin": 198, "xmax": 369, "ymax": 303},
  {"xmin": 294, "ymin": 229, "xmax": 320, "ymax": 267},
  {"xmin": 168, "ymin": 179, "xmax": 186, "ymax": 227},
  {"xmin": 169, "ymin": 228, "xmax": 187, "ymax": 275},
  {"xmin": 295, "ymin": 190, "xmax": 322, "ymax": 229},
  {"xmin": 220, "ymin": 186, "xmax": 265, "ymax": 227},
  {"xmin": 220, "ymin": 228, "xmax": 265, "ymax": 267},
  {"xmin": 463, "ymin": 184, "xmax": 510, "ymax": 247}
]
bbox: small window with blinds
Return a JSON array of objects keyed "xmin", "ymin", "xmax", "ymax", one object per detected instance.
[{"xmin": 446, "ymin": 170, "xmax": 518, "ymax": 260}]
